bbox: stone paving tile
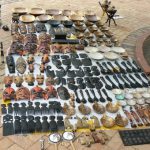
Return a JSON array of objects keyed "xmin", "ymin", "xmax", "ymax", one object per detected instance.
[
  {"xmin": 0, "ymin": 137, "xmax": 14, "ymax": 150},
  {"xmin": 107, "ymin": 132, "xmax": 123, "ymax": 150},
  {"xmin": 8, "ymin": 135, "xmax": 33, "ymax": 150},
  {"xmin": 8, "ymin": 144, "xmax": 24, "ymax": 150},
  {"xmin": 27, "ymin": 141, "xmax": 41, "ymax": 150}
]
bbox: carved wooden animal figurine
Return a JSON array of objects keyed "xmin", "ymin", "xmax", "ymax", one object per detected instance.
[
  {"xmin": 64, "ymin": 116, "xmax": 74, "ymax": 131},
  {"xmin": 75, "ymin": 116, "xmax": 83, "ymax": 129},
  {"xmin": 90, "ymin": 116, "xmax": 100, "ymax": 128}
]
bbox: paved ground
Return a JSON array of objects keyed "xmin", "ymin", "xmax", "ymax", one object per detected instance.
[{"xmin": 0, "ymin": 0, "xmax": 150, "ymax": 150}]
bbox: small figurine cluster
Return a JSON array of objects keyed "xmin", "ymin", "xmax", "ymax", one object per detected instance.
[
  {"xmin": 9, "ymin": 33, "xmax": 51, "ymax": 55},
  {"xmin": 3, "ymin": 74, "xmax": 57, "ymax": 101}
]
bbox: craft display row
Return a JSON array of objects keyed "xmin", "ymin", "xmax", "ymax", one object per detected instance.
[{"xmin": 1, "ymin": 8, "xmax": 150, "ymax": 136}]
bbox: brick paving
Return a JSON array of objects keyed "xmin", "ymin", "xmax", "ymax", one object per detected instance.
[{"xmin": 0, "ymin": 0, "xmax": 150, "ymax": 150}]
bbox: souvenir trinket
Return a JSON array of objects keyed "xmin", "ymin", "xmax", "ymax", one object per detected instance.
[
  {"xmin": 6, "ymin": 55, "xmax": 15, "ymax": 74},
  {"xmin": 28, "ymin": 63, "xmax": 34, "ymax": 73},
  {"xmin": 24, "ymin": 73, "xmax": 35, "ymax": 86},
  {"xmin": 106, "ymin": 102, "xmax": 119, "ymax": 113},
  {"xmin": 27, "ymin": 23, "xmax": 36, "ymax": 33},
  {"xmin": 93, "ymin": 101, "xmax": 105, "ymax": 114},
  {"xmin": 3, "ymin": 87, "xmax": 16, "ymax": 101},
  {"xmin": 84, "ymin": 46, "xmax": 99, "ymax": 53},
  {"xmin": 18, "ymin": 22, "xmax": 27, "ymax": 34},
  {"xmin": 46, "ymin": 77, "xmax": 55, "ymax": 86},
  {"xmin": 115, "ymin": 114, "xmax": 128, "ymax": 127},
  {"xmin": 4, "ymin": 75, "xmax": 13, "ymax": 87},
  {"xmin": 37, "ymin": 15, "xmax": 52, "ymax": 22},
  {"xmin": 11, "ymin": 22, "xmax": 18, "ymax": 35},
  {"xmin": 136, "ymin": 98, "xmax": 145, "ymax": 105},
  {"xmin": 78, "ymin": 102, "xmax": 91, "ymax": 115},
  {"xmin": 125, "ymin": 93, "xmax": 133, "ymax": 100},
  {"xmin": 75, "ymin": 116, "xmax": 89, "ymax": 129},
  {"xmin": 63, "ymin": 102, "xmax": 75, "ymax": 116},
  {"xmin": 123, "ymin": 109, "xmax": 137, "ymax": 128},
  {"xmin": 44, "ymin": 86, "xmax": 57, "ymax": 99},
  {"xmin": 36, "ymin": 74, "xmax": 44, "ymax": 85},
  {"xmin": 115, "ymin": 94, "xmax": 125, "ymax": 100},
  {"xmin": 14, "ymin": 75, "xmax": 24, "ymax": 87},
  {"xmin": 111, "ymin": 47, "xmax": 126, "ymax": 54},
  {"xmin": 112, "ymin": 89, "xmax": 123, "ymax": 95},
  {"xmin": 9, "ymin": 42, "xmax": 23, "ymax": 55},
  {"xmin": 30, "ymin": 8, "xmax": 45, "ymax": 15},
  {"xmin": 142, "ymin": 93, "xmax": 150, "ymax": 99},
  {"xmin": 126, "ymin": 99, "xmax": 136, "ymax": 106},
  {"xmin": 12, "ymin": 33, "xmax": 24, "ymax": 43},
  {"xmin": 64, "ymin": 116, "xmax": 74, "ymax": 131},
  {"xmin": 133, "ymin": 93, "xmax": 142, "ymax": 99},
  {"xmin": 23, "ymin": 43, "xmax": 37, "ymax": 54},
  {"xmin": 104, "ymin": 52, "xmax": 120, "ymax": 60},
  {"xmin": 19, "ymin": 14, "xmax": 35, "ymax": 23},
  {"xmin": 88, "ymin": 52, "xmax": 104, "ymax": 60},
  {"xmin": 86, "ymin": 15, "xmax": 100, "ymax": 22},
  {"xmin": 30, "ymin": 86, "xmax": 45, "ymax": 100},
  {"xmin": 24, "ymin": 33, "xmax": 37, "ymax": 44},
  {"xmin": 39, "ymin": 33, "xmax": 51, "ymax": 44},
  {"xmin": 41, "ymin": 54, "xmax": 50, "ymax": 64},
  {"xmin": 38, "ymin": 43, "xmax": 50, "ymax": 54},
  {"xmin": 130, "ymin": 107, "xmax": 144, "ymax": 126},
  {"xmin": 57, "ymin": 86, "xmax": 70, "ymax": 100},
  {"xmin": 79, "ymin": 133, "xmax": 95, "ymax": 147},
  {"xmin": 63, "ymin": 9, "xmax": 74, "ymax": 16},
  {"xmin": 69, "ymin": 94, "xmax": 75, "ymax": 107},
  {"xmin": 90, "ymin": 116, "xmax": 101, "ymax": 128},
  {"xmin": 101, "ymin": 115, "xmax": 115, "ymax": 128},
  {"xmin": 40, "ymin": 63, "xmax": 45, "ymax": 73},
  {"xmin": 16, "ymin": 86, "xmax": 30, "ymax": 100},
  {"xmin": 27, "ymin": 54, "xmax": 35, "ymax": 64},
  {"xmin": 16, "ymin": 56, "xmax": 27, "ymax": 74}
]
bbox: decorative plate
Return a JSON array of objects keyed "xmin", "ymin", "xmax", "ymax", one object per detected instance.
[
  {"xmin": 125, "ymin": 93, "xmax": 133, "ymax": 100},
  {"xmin": 12, "ymin": 7, "xmax": 28, "ymax": 14},
  {"xmin": 98, "ymin": 46, "xmax": 111, "ymax": 53},
  {"xmin": 145, "ymin": 99, "xmax": 150, "ymax": 104},
  {"xmin": 142, "ymin": 93, "xmax": 150, "ymax": 99},
  {"xmin": 111, "ymin": 47, "xmax": 126, "ymax": 54},
  {"xmin": 63, "ymin": 10, "xmax": 75, "ymax": 16},
  {"xmin": 30, "ymin": 8, "xmax": 45, "ymax": 15},
  {"xmin": 37, "ymin": 15, "xmax": 52, "ymax": 22},
  {"xmin": 104, "ymin": 52, "xmax": 120, "ymax": 60},
  {"xmin": 112, "ymin": 89, "xmax": 123, "ymax": 95},
  {"xmin": 126, "ymin": 99, "xmax": 136, "ymax": 106},
  {"xmin": 133, "ymin": 93, "xmax": 142, "ymax": 99},
  {"xmin": 136, "ymin": 98, "xmax": 145, "ymax": 105},
  {"xmin": 53, "ymin": 15, "xmax": 69, "ymax": 21},
  {"xmin": 46, "ymin": 9, "xmax": 62, "ymax": 15},
  {"xmin": 115, "ymin": 94, "xmax": 125, "ymax": 100},
  {"xmin": 118, "ymin": 100, "xmax": 127, "ymax": 106},
  {"xmin": 19, "ymin": 15, "xmax": 35, "ymax": 23},
  {"xmin": 70, "ymin": 14, "xmax": 84, "ymax": 21},
  {"xmin": 88, "ymin": 52, "xmax": 104, "ymax": 60},
  {"xmin": 84, "ymin": 46, "xmax": 99, "ymax": 53}
]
